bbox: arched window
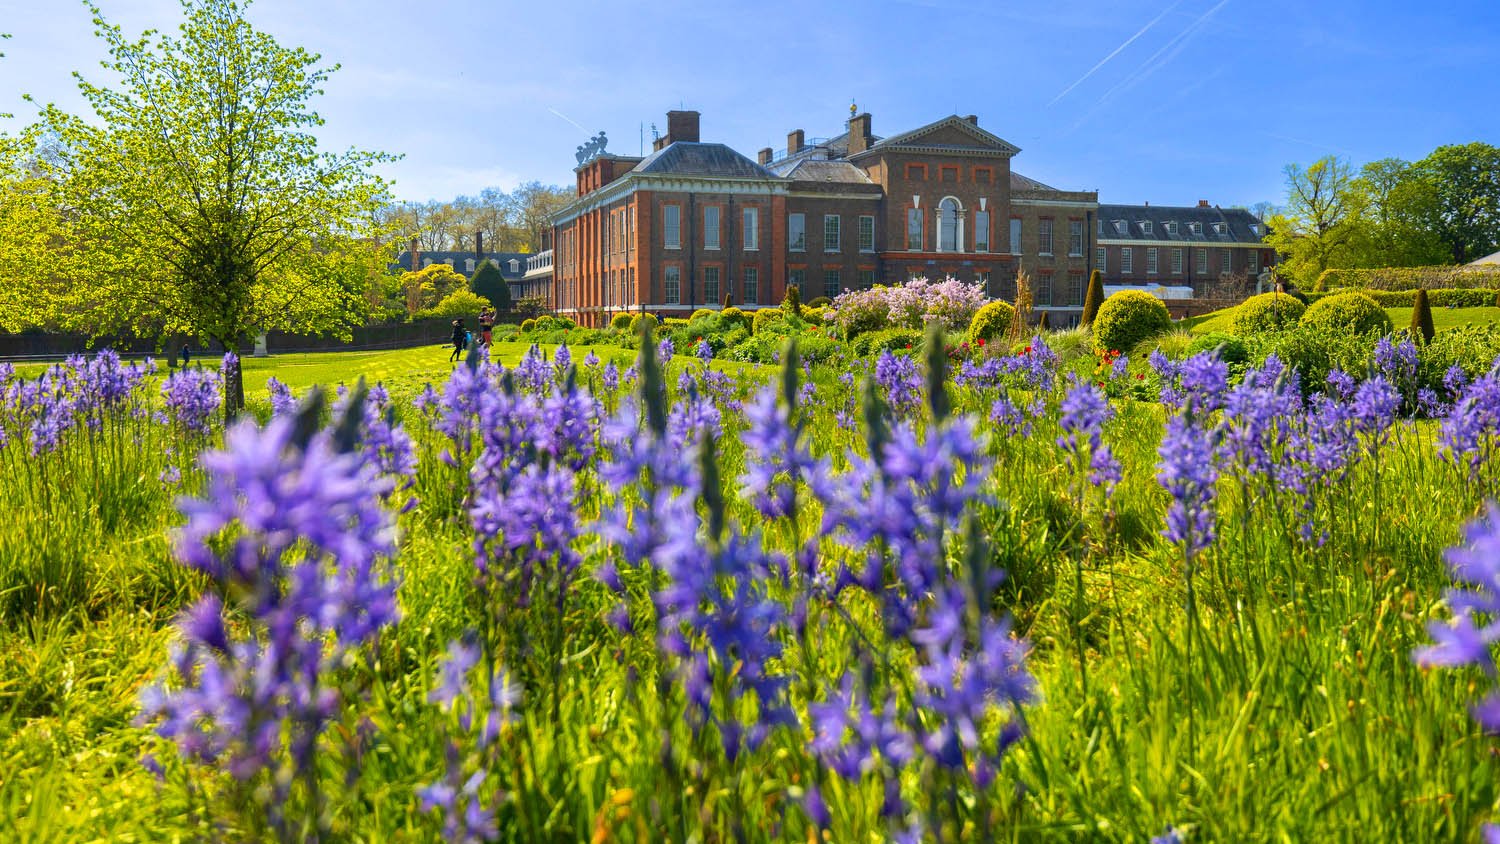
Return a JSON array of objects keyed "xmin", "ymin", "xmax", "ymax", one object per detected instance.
[{"xmin": 938, "ymin": 197, "xmax": 962, "ymax": 252}]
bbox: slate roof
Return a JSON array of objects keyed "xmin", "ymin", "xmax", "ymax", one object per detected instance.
[
  {"xmin": 1011, "ymin": 171, "xmax": 1059, "ymax": 192},
  {"xmin": 392, "ymin": 251, "xmax": 532, "ymax": 281},
  {"xmin": 631, "ymin": 142, "xmax": 776, "ymax": 179},
  {"xmin": 771, "ymin": 159, "xmax": 875, "ymax": 184},
  {"xmin": 865, "ymin": 115, "xmax": 1020, "ymax": 156},
  {"xmin": 1095, "ymin": 204, "xmax": 1266, "ymax": 244}
]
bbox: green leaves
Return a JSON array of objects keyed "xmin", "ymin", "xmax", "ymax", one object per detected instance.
[{"xmin": 6, "ymin": 0, "xmax": 400, "ymax": 350}]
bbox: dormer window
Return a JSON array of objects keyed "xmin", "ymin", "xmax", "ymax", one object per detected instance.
[
  {"xmin": 1213, "ymin": 223, "xmax": 1227, "ymax": 237},
  {"xmin": 1140, "ymin": 221, "xmax": 1153, "ymax": 235},
  {"xmin": 1189, "ymin": 221, "xmax": 1202, "ymax": 235},
  {"xmin": 1249, "ymin": 223, "xmax": 1261, "ymax": 236},
  {"xmin": 509, "ymin": 259, "xmax": 521, "ymax": 273},
  {"xmin": 1165, "ymin": 221, "xmax": 1177, "ymax": 235},
  {"xmin": 1113, "ymin": 220, "xmax": 1127, "ymax": 235}
]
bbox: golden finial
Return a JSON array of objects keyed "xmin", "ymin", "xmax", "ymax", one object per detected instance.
[{"xmin": 850, "ymin": 100, "xmax": 857, "ymax": 117}]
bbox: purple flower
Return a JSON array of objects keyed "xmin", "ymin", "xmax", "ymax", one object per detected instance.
[
  {"xmin": 874, "ymin": 351, "xmax": 923, "ymax": 415},
  {"xmin": 1416, "ymin": 504, "xmax": 1500, "ymax": 731},
  {"xmin": 1058, "ymin": 379, "xmax": 1118, "ymax": 491},
  {"xmin": 657, "ymin": 337, "xmax": 675, "ymax": 360},
  {"xmin": 266, "ymin": 376, "xmax": 297, "ymax": 417},
  {"xmin": 1439, "ymin": 371, "xmax": 1500, "ymax": 479},
  {"xmin": 739, "ymin": 386, "xmax": 828, "ymax": 519},
  {"xmin": 161, "ymin": 367, "xmax": 223, "ymax": 436},
  {"xmin": 696, "ymin": 339, "xmax": 714, "ymax": 362},
  {"xmin": 1157, "ymin": 414, "xmax": 1219, "ymax": 558}
]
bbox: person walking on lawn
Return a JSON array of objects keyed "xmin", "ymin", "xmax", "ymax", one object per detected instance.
[
  {"xmin": 479, "ymin": 307, "xmax": 495, "ymax": 346},
  {"xmin": 449, "ymin": 318, "xmax": 466, "ymax": 363}
]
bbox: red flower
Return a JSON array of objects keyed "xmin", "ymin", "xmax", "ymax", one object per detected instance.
[
  {"xmin": 1136, "ymin": 373, "xmax": 1145, "ymax": 381},
  {"xmin": 904, "ymin": 344, "xmax": 913, "ymax": 350},
  {"xmin": 1023, "ymin": 346, "xmax": 1032, "ymax": 354},
  {"xmin": 977, "ymin": 338, "xmax": 986, "ymax": 347}
]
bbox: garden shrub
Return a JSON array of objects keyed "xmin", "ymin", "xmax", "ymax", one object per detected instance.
[
  {"xmin": 691, "ymin": 308, "xmax": 715, "ymax": 322},
  {"xmin": 520, "ymin": 318, "xmax": 536, "ymax": 333},
  {"xmin": 628, "ymin": 313, "xmax": 658, "ymax": 337},
  {"xmin": 782, "ymin": 285, "xmax": 802, "ymax": 317},
  {"xmin": 752, "ymin": 308, "xmax": 785, "ymax": 334},
  {"xmin": 807, "ymin": 296, "xmax": 832, "ymax": 309},
  {"xmin": 664, "ymin": 317, "xmax": 690, "ymax": 327},
  {"xmin": 1249, "ymin": 324, "xmax": 1377, "ymax": 394},
  {"xmin": 720, "ymin": 307, "xmax": 751, "ymax": 331},
  {"xmin": 1185, "ymin": 331, "xmax": 1251, "ymax": 365},
  {"xmin": 1315, "ymin": 266, "xmax": 1500, "ymax": 292},
  {"xmin": 1081, "ymin": 270, "xmax": 1105, "ymax": 326},
  {"xmin": 1304, "ymin": 287, "xmax": 1498, "ymax": 308},
  {"xmin": 1419, "ymin": 324, "xmax": 1500, "ymax": 383},
  {"xmin": 968, "ymin": 301, "xmax": 1015, "ymax": 343},
  {"xmin": 797, "ymin": 335, "xmax": 841, "ymax": 364},
  {"xmin": 1411, "ymin": 288, "xmax": 1436, "ymax": 344},
  {"xmin": 829, "ymin": 287, "xmax": 891, "ymax": 338},
  {"xmin": 1043, "ymin": 327, "xmax": 1094, "ymax": 366},
  {"xmin": 534, "ymin": 315, "xmax": 562, "ymax": 332},
  {"xmin": 852, "ymin": 327, "xmax": 923, "ymax": 357},
  {"xmin": 1092, "ymin": 290, "xmax": 1171, "ymax": 353},
  {"xmin": 1300, "ymin": 291, "xmax": 1391, "ymax": 337},
  {"xmin": 803, "ymin": 307, "xmax": 828, "ymax": 326},
  {"xmin": 1229, "ymin": 292, "xmax": 1306, "ymax": 336},
  {"xmin": 610, "ymin": 312, "xmax": 632, "ymax": 331}
]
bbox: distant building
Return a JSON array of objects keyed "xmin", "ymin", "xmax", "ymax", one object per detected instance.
[
  {"xmin": 1095, "ymin": 202, "xmax": 1275, "ymax": 293},
  {"xmin": 392, "ymin": 235, "xmax": 534, "ymax": 301},
  {"xmin": 1468, "ymin": 250, "xmax": 1500, "ymax": 268},
  {"xmin": 548, "ymin": 109, "xmax": 1099, "ymax": 326}
]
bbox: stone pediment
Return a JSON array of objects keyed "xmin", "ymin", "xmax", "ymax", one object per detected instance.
[{"xmin": 863, "ymin": 116, "xmax": 1020, "ymax": 158}]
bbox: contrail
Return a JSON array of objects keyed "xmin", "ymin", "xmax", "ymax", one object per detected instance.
[
  {"xmin": 1061, "ymin": 0, "xmax": 1231, "ymax": 136},
  {"xmin": 1049, "ymin": 0, "xmax": 1184, "ymax": 107},
  {"xmin": 548, "ymin": 108, "xmax": 588, "ymax": 133}
]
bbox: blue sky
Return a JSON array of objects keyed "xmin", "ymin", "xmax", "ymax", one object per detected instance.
[{"xmin": 2, "ymin": 0, "xmax": 1496, "ymax": 207}]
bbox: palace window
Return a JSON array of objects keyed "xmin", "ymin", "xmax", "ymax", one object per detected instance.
[
  {"xmin": 788, "ymin": 269, "xmax": 804, "ymax": 294},
  {"xmin": 664, "ymin": 205, "xmax": 681, "ymax": 249},
  {"xmin": 1222, "ymin": 249, "xmax": 1233, "ymax": 275},
  {"xmin": 704, "ymin": 206, "xmax": 720, "ymax": 250},
  {"xmin": 975, "ymin": 210, "xmax": 990, "ymax": 253},
  {"xmin": 1010, "ymin": 218, "xmax": 1022, "ymax": 255},
  {"xmin": 858, "ymin": 215, "xmax": 875, "ymax": 252},
  {"xmin": 1121, "ymin": 247, "xmax": 1133, "ymax": 274},
  {"xmin": 744, "ymin": 267, "xmax": 758, "ymax": 304},
  {"xmin": 1171, "ymin": 248, "xmax": 1183, "ymax": 274},
  {"xmin": 1068, "ymin": 272, "xmax": 1084, "ymax": 305},
  {"xmin": 824, "ymin": 215, "xmax": 841, "ymax": 252},
  {"xmin": 906, "ymin": 208, "xmax": 923, "ymax": 251},
  {"xmin": 1097, "ymin": 247, "xmax": 1106, "ymax": 272},
  {"xmin": 1147, "ymin": 247, "xmax": 1158, "ymax": 275},
  {"xmin": 664, "ymin": 266, "xmax": 680, "ymax": 303},
  {"xmin": 789, "ymin": 213, "xmax": 806, "ymax": 251},
  {"xmin": 1038, "ymin": 219, "xmax": 1054, "ymax": 256},
  {"xmin": 1248, "ymin": 251, "xmax": 1259, "ymax": 274},
  {"xmin": 1068, "ymin": 220, "xmax": 1084, "ymax": 256},
  {"xmin": 859, "ymin": 269, "xmax": 875, "ymax": 288},
  {"xmin": 824, "ymin": 269, "xmax": 841, "ymax": 299},
  {"xmin": 704, "ymin": 267, "xmax": 720, "ymax": 303},
  {"xmin": 938, "ymin": 198, "xmax": 960, "ymax": 252},
  {"xmin": 743, "ymin": 207, "xmax": 759, "ymax": 250},
  {"xmin": 1197, "ymin": 248, "xmax": 1208, "ymax": 274},
  {"xmin": 1141, "ymin": 221, "xmax": 1153, "ymax": 235}
]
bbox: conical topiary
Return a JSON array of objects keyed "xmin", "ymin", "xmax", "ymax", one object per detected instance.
[
  {"xmin": 1081, "ymin": 269, "xmax": 1105, "ymax": 326},
  {"xmin": 1410, "ymin": 287, "xmax": 1436, "ymax": 344},
  {"xmin": 470, "ymin": 259, "xmax": 512, "ymax": 312},
  {"xmin": 783, "ymin": 283, "xmax": 802, "ymax": 318},
  {"xmin": 723, "ymin": 292, "xmax": 732, "ymax": 309}
]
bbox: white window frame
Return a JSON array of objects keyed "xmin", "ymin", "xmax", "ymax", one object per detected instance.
[
  {"xmin": 1171, "ymin": 247, "xmax": 1183, "ymax": 275},
  {"xmin": 664, "ymin": 265, "xmax": 681, "ymax": 303},
  {"xmin": 1068, "ymin": 220, "xmax": 1084, "ymax": 257},
  {"xmin": 743, "ymin": 207, "xmax": 759, "ymax": 251},
  {"xmin": 744, "ymin": 267, "xmax": 758, "ymax": 304},
  {"xmin": 1147, "ymin": 247, "xmax": 1158, "ymax": 275},
  {"xmin": 704, "ymin": 206, "xmax": 721, "ymax": 250},
  {"xmin": 1165, "ymin": 221, "xmax": 1177, "ymax": 236},
  {"xmin": 823, "ymin": 268, "xmax": 840, "ymax": 299},
  {"xmin": 1248, "ymin": 251, "xmax": 1259, "ymax": 274},
  {"xmin": 1038, "ymin": 219, "xmax": 1053, "ymax": 256},
  {"xmin": 1190, "ymin": 221, "xmax": 1202, "ymax": 236},
  {"xmin": 1010, "ymin": 218, "xmax": 1022, "ymax": 255},
  {"xmin": 664, "ymin": 205, "xmax": 681, "ymax": 250},
  {"xmin": 974, "ymin": 210, "xmax": 990, "ymax": 253},
  {"xmin": 1141, "ymin": 221, "xmax": 1153, "ymax": 235},
  {"xmin": 789, "ymin": 213, "xmax": 806, "ymax": 252},
  {"xmin": 1121, "ymin": 247, "xmax": 1133, "ymax": 274},
  {"xmin": 704, "ymin": 266, "xmax": 720, "ymax": 303},
  {"xmin": 824, "ymin": 214, "xmax": 841, "ymax": 252},
  {"xmin": 907, "ymin": 208, "xmax": 923, "ymax": 251},
  {"xmin": 858, "ymin": 215, "xmax": 875, "ymax": 252},
  {"xmin": 1196, "ymin": 248, "xmax": 1209, "ymax": 275},
  {"xmin": 1222, "ymin": 249, "xmax": 1233, "ymax": 275},
  {"xmin": 1096, "ymin": 246, "xmax": 1106, "ymax": 272}
]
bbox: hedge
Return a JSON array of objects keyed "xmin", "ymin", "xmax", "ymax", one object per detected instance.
[
  {"xmin": 1315, "ymin": 266, "xmax": 1500, "ymax": 292},
  {"xmin": 1303, "ymin": 288, "xmax": 1500, "ymax": 308}
]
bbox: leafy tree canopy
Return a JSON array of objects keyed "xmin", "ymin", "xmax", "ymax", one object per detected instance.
[{"xmin": 7, "ymin": 0, "xmax": 400, "ymax": 352}]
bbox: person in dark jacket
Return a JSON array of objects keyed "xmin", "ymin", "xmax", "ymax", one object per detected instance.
[{"xmin": 449, "ymin": 319, "xmax": 466, "ymax": 363}]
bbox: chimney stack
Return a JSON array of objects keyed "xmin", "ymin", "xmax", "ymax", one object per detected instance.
[
  {"xmin": 666, "ymin": 110, "xmax": 700, "ymax": 143},
  {"xmin": 758, "ymin": 147, "xmax": 774, "ymax": 165},
  {"xmin": 964, "ymin": 114, "xmax": 978, "ymax": 125},
  {"xmin": 847, "ymin": 113, "xmax": 873, "ymax": 155},
  {"xmin": 475, "ymin": 229, "xmax": 483, "ymax": 258},
  {"xmin": 1197, "ymin": 199, "xmax": 1209, "ymax": 208},
  {"xmin": 409, "ymin": 237, "xmax": 420, "ymax": 271},
  {"xmin": 788, "ymin": 129, "xmax": 805, "ymax": 155}
]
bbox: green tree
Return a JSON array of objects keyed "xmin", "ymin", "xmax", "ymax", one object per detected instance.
[
  {"xmin": 1345, "ymin": 158, "xmax": 1447, "ymax": 268},
  {"xmin": 17, "ymin": 0, "xmax": 397, "ymax": 409},
  {"xmin": 1411, "ymin": 142, "xmax": 1500, "ymax": 264},
  {"xmin": 469, "ymin": 258, "xmax": 512, "ymax": 311},
  {"xmin": 400, "ymin": 263, "xmax": 467, "ymax": 313},
  {"xmin": 1265, "ymin": 156, "xmax": 1363, "ymax": 287}
]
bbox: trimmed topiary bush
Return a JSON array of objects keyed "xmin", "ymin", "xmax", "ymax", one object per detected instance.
[
  {"xmin": 1185, "ymin": 331, "xmax": 1251, "ymax": 365},
  {"xmin": 1228, "ymin": 292, "xmax": 1307, "ymax": 336},
  {"xmin": 1300, "ymin": 291, "xmax": 1392, "ymax": 337},
  {"xmin": 691, "ymin": 308, "xmax": 715, "ymax": 322},
  {"xmin": 807, "ymin": 296, "xmax": 832, "ymax": 309},
  {"xmin": 519, "ymin": 318, "xmax": 536, "ymax": 333},
  {"xmin": 752, "ymin": 308, "xmax": 785, "ymax": 335},
  {"xmin": 969, "ymin": 300, "xmax": 1015, "ymax": 343},
  {"xmin": 719, "ymin": 307, "xmax": 751, "ymax": 331},
  {"xmin": 783, "ymin": 285, "xmax": 802, "ymax": 318},
  {"xmin": 610, "ymin": 312, "xmax": 632, "ymax": 331},
  {"xmin": 1081, "ymin": 269, "xmax": 1105, "ymax": 326},
  {"xmin": 1092, "ymin": 290, "xmax": 1170, "ymax": 353},
  {"xmin": 629, "ymin": 313, "xmax": 658, "ymax": 337},
  {"xmin": 1411, "ymin": 288, "xmax": 1436, "ymax": 344}
]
